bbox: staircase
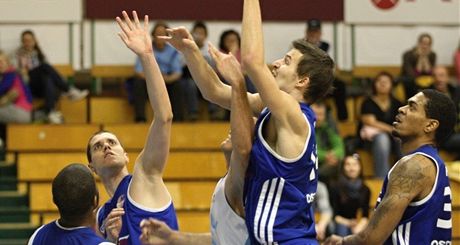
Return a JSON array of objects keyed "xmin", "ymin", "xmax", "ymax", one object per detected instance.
[{"xmin": 0, "ymin": 161, "xmax": 36, "ymax": 245}]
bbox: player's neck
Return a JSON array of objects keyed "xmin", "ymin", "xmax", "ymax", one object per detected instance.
[
  {"xmin": 401, "ymin": 137, "xmax": 436, "ymax": 155},
  {"xmin": 58, "ymin": 214, "xmax": 93, "ymax": 229},
  {"xmin": 101, "ymin": 167, "xmax": 129, "ymax": 197}
]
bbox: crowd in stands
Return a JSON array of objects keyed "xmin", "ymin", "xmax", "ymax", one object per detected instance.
[{"xmin": 1, "ymin": 18, "xmax": 460, "ymax": 242}]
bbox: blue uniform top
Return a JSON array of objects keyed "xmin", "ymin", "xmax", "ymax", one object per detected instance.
[
  {"xmin": 97, "ymin": 175, "xmax": 178, "ymax": 245},
  {"xmin": 28, "ymin": 220, "xmax": 113, "ymax": 245},
  {"xmin": 376, "ymin": 145, "xmax": 452, "ymax": 245},
  {"xmin": 244, "ymin": 103, "xmax": 319, "ymax": 245}
]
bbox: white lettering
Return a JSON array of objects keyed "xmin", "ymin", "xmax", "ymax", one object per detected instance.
[{"xmin": 306, "ymin": 193, "xmax": 316, "ymax": 203}]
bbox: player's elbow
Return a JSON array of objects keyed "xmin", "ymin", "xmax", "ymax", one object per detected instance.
[{"xmin": 156, "ymin": 111, "xmax": 173, "ymax": 124}]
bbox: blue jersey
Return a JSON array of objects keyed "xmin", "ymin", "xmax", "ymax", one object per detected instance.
[
  {"xmin": 97, "ymin": 175, "xmax": 178, "ymax": 245},
  {"xmin": 244, "ymin": 103, "xmax": 318, "ymax": 244},
  {"xmin": 28, "ymin": 220, "xmax": 112, "ymax": 245},
  {"xmin": 376, "ymin": 145, "xmax": 452, "ymax": 245}
]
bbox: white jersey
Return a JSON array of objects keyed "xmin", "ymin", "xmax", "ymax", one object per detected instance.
[{"xmin": 210, "ymin": 176, "xmax": 249, "ymax": 245}]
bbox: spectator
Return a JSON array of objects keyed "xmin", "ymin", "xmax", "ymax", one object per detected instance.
[
  {"xmin": 431, "ymin": 65, "xmax": 460, "ymax": 158},
  {"xmin": 180, "ymin": 21, "xmax": 211, "ymax": 121},
  {"xmin": 131, "ymin": 21, "xmax": 183, "ymax": 122},
  {"xmin": 358, "ymin": 71, "xmax": 402, "ymax": 179},
  {"xmin": 305, "ymin": 19, "xmax": 348, "ymax": 121},
  {"xmin": 330, "ymin": 153, "xmax": 370, "ymax": 237},
  {"xmin": 314, "ymin": 181, "xmax": 333, "ymax": 242},
  {"xmin": 311, "ymin": 102, "xmax": 344, "ymax": 185},
  {"xmin": 16, "ymin": 30, "xmax": 88, "ymax": 124},
  {"xmin": 400, "ymin": 33, "xmax": 437, "ymax": 98}
]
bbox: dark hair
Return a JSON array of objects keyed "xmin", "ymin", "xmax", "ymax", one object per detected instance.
[
  {"xmin": 192, "ymin": 21, "xmax": 208, "ymax": 36},
  {"xmin": 151, "ymin": 21, "xmax": 169, "ymax": 37},
  {"xmin": 21, "ymin": 30, "xmax": 45, "ymax": 63},
  {"xmin": 86, "ymin": 130, "xmax": 123, "ymax": 163},
  {"xmin": 341, "ymin": 153, "xmax": 364, "ymax": 179},
  {"xmin": 292, "ymin": 39, "xmax": 334, "ymax": 104},
  {"xmin": 52, "ymin": 163, "xmax": 98, "ymax": 221},
  {"xmin": 418, "ymin": 33, "xmax": 432, "ymax": 44},
  {"xmin": 421, "ymin": 89, "xmax": 457, "ymax": 145},
  {"xmin": 219, "ymin": 29, "xmax": 240, "ymax": 53},
  {"xmin": 372, "ymin": 71, "xmax": 394, "ymax": 95}
]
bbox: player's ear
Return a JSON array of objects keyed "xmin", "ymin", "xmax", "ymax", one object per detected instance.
[{"xmin": 424, "ymin": 119, "xmax": 439, "ymax": 134}]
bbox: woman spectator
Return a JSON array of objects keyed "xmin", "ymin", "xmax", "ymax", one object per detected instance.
[
  {"xmin": 16, "ymin": 30, "xmax": 88, "ymax": 124},
  {"xmin": 359, "ymin": 71, "xmax": 402, "ymax": 179},
  {"xmin": 330, "ymin": 153, "xmax": 370, "ymax": 237}
]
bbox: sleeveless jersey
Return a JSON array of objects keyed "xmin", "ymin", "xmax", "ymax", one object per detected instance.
[
  {"xmin": 244, "ymin": 103, "xmax": 319, "ymax": 244},
  {"xmin": 28, "ymin": 220, "xmax": 113, "ymax": 245},
  {"xmin": 210, "ymin": 176, "xmax": 250, "ymax": 245},
  {"xmin": 97, "ymin": 175, "xmax": 178, "ymax": 245},
  {"xmin": 376, "ymin": 145, "xmax": 452, "ymax": 245}
]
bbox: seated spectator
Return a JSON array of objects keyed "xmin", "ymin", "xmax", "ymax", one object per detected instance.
[
  {"xmin": 400, "ymin": 33, "xmax": 437, "ymax": 98},
  {"xmin": 314, "ymin": 181, "xmax": 333, "ymax": 242},
  {"xmin": 131, "ymin": 21, "xmax": 183, "ymax": 122},
  {"xmin": 330, "ymin": 153, "xmax": 370, "ymax": 237},
  {"xmin": 0, "ymin": 50, "xmax": 32, "ymax": 124},
  {"xmin": 358, "ymin": 71, "xmax": 402, "ymax": 179},
  {"xmin": 311, "ymin": 102, "xmax": 344, "ymax": 185},
  {"xmin": 181, "ymin": 21, "xmax": 211, "ymax": 121},
  {"xmin": 304, "ymin": 19, "xmax": 348, "ymax": 121},
  {"xmin": 16, "ymin": 30, "xmax": 88, "ymax": 124},
  {"xmin": 431, "ymin": 65, "xmax": 460, "ymax": 158}
]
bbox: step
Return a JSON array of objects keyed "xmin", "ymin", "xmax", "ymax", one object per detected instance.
[
  {"xmin": 0, "ymin": 177, "xmax": 17, "ymax": 191},
  {"xmin": 0, "ymin": 223, "xmax": 36, "ymax": 239},
  {"xmin": 0, "ymin": 239, "xmax": 29, "ymax": 245},
  {"xmin": 0, "ymin": 162, "xmax": 16, "ymax": 178},
  {"xmin": 0, "ymin": 192, "xmax": 28, "ymax": 208},
  {"xmin": 0, "ymin": 207, "xmax": 30, "ymax": 223}
]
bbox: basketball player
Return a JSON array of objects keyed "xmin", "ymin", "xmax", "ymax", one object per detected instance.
[
  {"xmin": 325, "ymin": 89, "xmax": 455, "ymax": 244},
  {"xmin": 28, "ymin": 163, "xmax": 114, "ymax": 245},
  {"xmin": 138, "ymin": 37, "xmax": 253, "ymax": 245},
  {"xmin": 162, "ymin": 0, "xmax": 333, "ymax": 242},
  {"xmin": 86, "ymin": 11, "xmax": 177, "ymax": 244}
]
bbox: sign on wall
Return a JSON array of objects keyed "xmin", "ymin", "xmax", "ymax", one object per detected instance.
[{"xmin": 345, "ymin": 0, "xmax": 460, "ymax": 24}]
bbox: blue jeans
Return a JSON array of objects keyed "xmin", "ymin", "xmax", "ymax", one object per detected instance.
[
  {"xmin": 371, "ymin": 133, "xmax": 402, "ymax": 179},
  {"xmin": 334, "ymin": 223, "xmax": 352, "ymax": 236}
]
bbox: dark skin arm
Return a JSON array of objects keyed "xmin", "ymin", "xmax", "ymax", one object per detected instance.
[{"xmin": 325, "ymin": 154, "xmax": 436, "ymax": 245}]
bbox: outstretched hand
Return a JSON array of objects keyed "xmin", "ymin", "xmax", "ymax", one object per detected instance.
[
  {"xmin": 139, "ymin": 218, "xmax": 175, "ymax": 245},
  {"xmin": 157, "ymin": 27, "xmax": 196, "ymax": 53},
  {"xmin": 208, "ymin": 42, "xmax": 244, "ymax": 85},
  {"xmin": 116, "ymin": 10, "xmax": 153, "ymax": 55}
]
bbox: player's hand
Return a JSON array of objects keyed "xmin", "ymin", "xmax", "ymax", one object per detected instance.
[
  {"xmin": 139, "ymin": 218, "xmax": 175, "ymax": 245},
  {"xmin": 208, "ymin": 42, "xmax": 245, "ymax": 86},
  {"xmin": 323, "ymin": 235, "xmax": 344, "ymax": 245},
  {"xmin": 157, "ymin": 27, "xmax": 197, "ymax": 53},
  {"xmin": 104, "ymin": 195, "xmax": 125, "ymax": 243},
  {"xmin": 116, "ymin": 10, "xmax": 153, "ymax": 56}
]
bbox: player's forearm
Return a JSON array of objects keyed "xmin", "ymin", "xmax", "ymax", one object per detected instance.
[
  {"xmin": 183, "ymin": 47, "xmax": 231, "ymax": 109},
  {"xmin": 139, "ymin": 53, "xmax": 173, "ymax": 122},
  {"xmin": 231, "ymin": 77, "xmax": 254, "ymax": 157},
  {"xmin": 241, "ymin": 0, "xmax": 265, "ymax": 68},
  {"xmin": 170, "ymin": 231, "xmax": 212, "ymax": 245}
]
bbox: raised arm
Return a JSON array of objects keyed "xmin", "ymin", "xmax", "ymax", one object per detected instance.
[
  {"xmin": 116, "ymin": 11, "xmax": 172, "ymax": 209},
  {"xmin": 209, "ymin": 43, "xmax": 254, "ymax": 216},
  {"xmin": 241, "ymin": 0, "xmax": 308, "ymax": 157},
  {"xmin": 324, "ymin": 155, "xmax": 436, "ymax": 244},
  {"xmin": 158, "ymin": 27, "xmax": 263, "ymax": 114},
  {"xmin": 139, "ymin": 218, "xmax": 211, "ymax": 245}
]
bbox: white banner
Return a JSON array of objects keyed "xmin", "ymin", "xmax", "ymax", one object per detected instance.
[
  {"xmin": 0, "ymin": 0, "xmax": 82, "ymax": 22},
  {"xmin": 345, "ymin": 0, "xmax": 460, "ymax": 25}
]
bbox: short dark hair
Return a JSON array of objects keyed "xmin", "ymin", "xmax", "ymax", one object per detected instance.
[
  {"xmin": 307, "ymin": 19, "xmax": 321, "ymax": 32},
  {"xmin": 418, "ymin": 33, "xmax": 432, "ymax": 44},
  {"xmin": 292, "ymin": 39, "xmax": 334, "ymax": 104},
  {"xmin": 192, "ymin": 21, "xmax": 208, "ymax": 36},
  {"xmin": 421, "ymin": 89, "xmax": 457, "ymax": 146},
  {"xmin": 86, "ymin": 130, "xmax": 123, "ymax": 163},
  {"xmin": 219, "ymin": 29, "xmax": 240, "ymax": 53},
  {"xmin": 52, "ymin": 163, "xmax": 98, "ymax": 220}
]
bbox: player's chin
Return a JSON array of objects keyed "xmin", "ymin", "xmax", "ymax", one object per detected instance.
[{"xmin": 391, "ymin": 128, "xmax": 400, "ymax": 138}]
